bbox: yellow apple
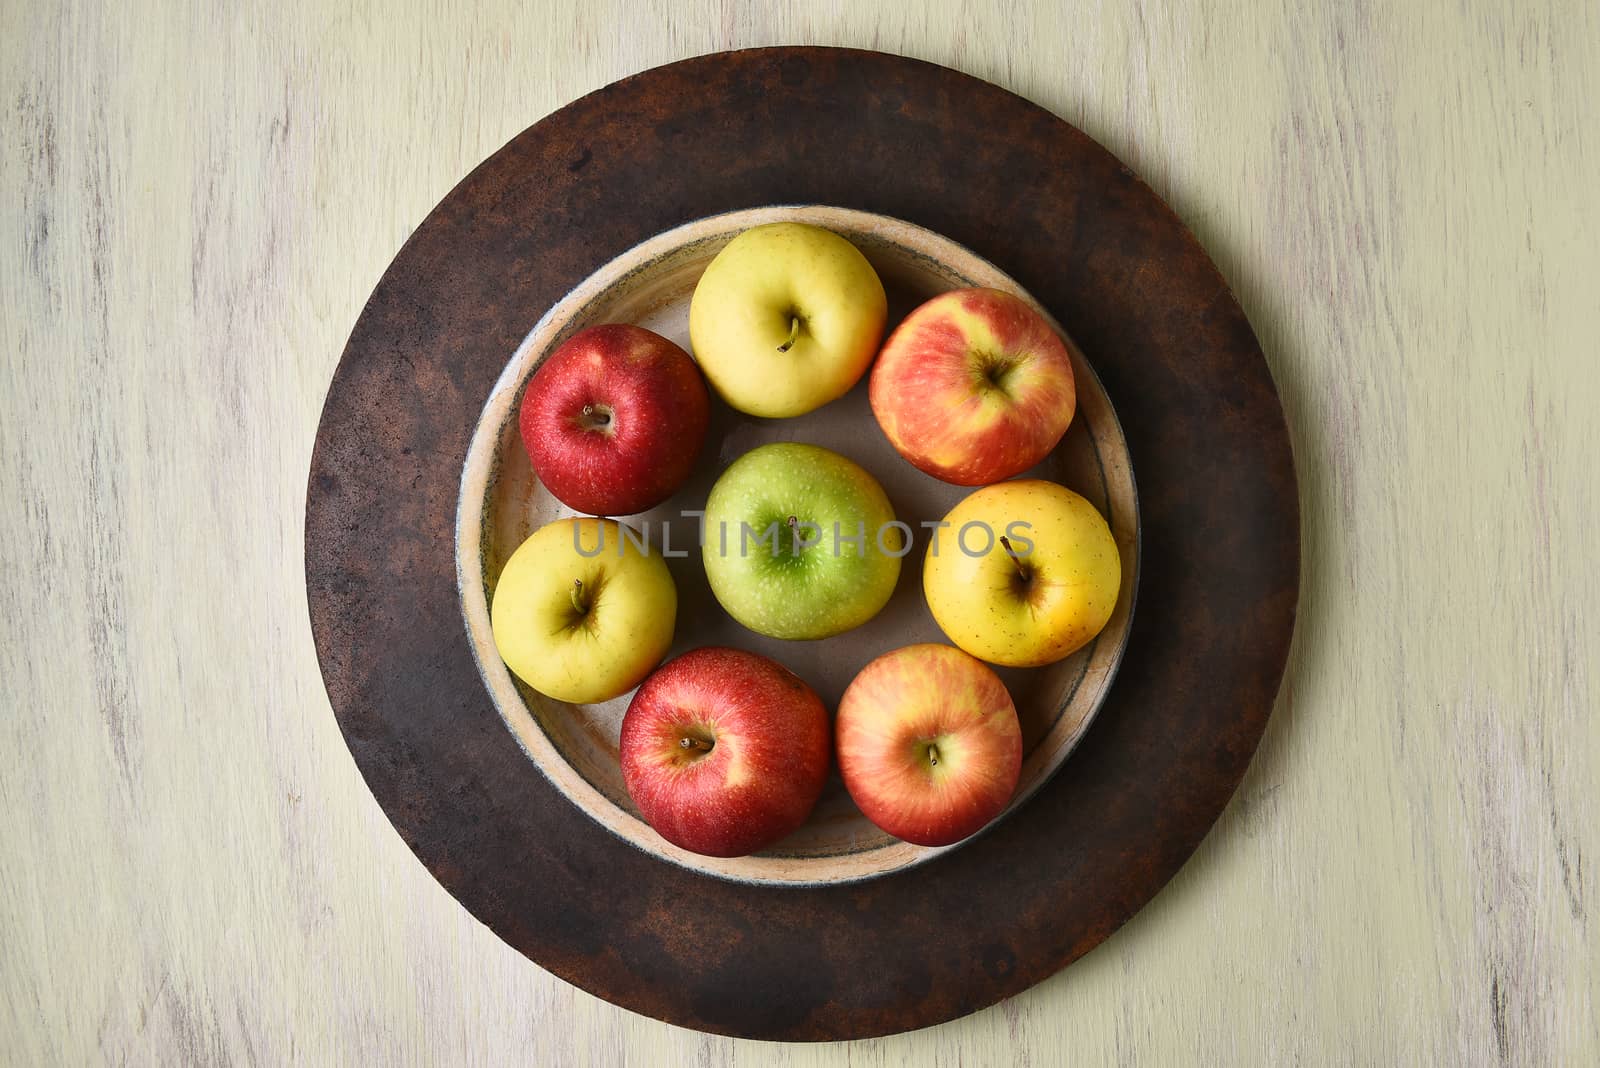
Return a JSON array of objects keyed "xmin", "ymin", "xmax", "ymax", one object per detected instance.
[
  {"xmin": 688, "ymin": 222, "xmax": 887, "ymax": 418},
  {"xmin": 923, "ymin": 480, "xmax": 1120, "ymax": 667},
  {"xmin": 490, "ymin": 517, "xmax": 676, "ymax": 704}
]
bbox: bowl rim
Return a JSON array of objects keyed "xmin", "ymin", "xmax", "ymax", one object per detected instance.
[{"xmin": 454, "ymin": 204, "xmax": 1141, "ymax": 888}]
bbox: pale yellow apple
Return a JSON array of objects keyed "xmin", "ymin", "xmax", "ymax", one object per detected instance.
[
  {"xmin": 923, "ymin": 480, "xmax": 1121, "ymax": 667},
  {"xmin": 688, "ymin": 222, "xmax": 887, "ymax": 418},
  {"xmin": 491, "ymin": 517, "xmax": 676, "ymax": 704}
]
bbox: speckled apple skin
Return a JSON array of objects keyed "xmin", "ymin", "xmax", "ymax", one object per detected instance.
[
  {"xmin": 924, "ymin": 480, "xmax": 1122, "ymax": 667},
  {"xmin": 836, "ymin": 644, "xmax": 1023, "ymax": 846},
  {"xmin": 620, "ymin": 647, "xmax": 831, "ymax": 858},
  {"xmin": 519, "ymin": 323, "xmax": 709, "ymax": 516},
  {"xmin": 870, "ymin": 288, "xmax": 1076, "ymax": 485},
  {"xmin": 701, "ymin": 442, "xmax": 903, "ymax": 640}
]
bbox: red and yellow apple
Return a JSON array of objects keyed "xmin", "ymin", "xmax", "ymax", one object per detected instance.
[
  {"xmin": 519, "ymin": 323, "xmax": 709, "ymax": 516},
  {"xmin": 869, "ymin": 287, "xmax": 1076, "ymax": 485},
  {"xmin": 923, "ymin": 480, "xmax": 1121, "ymax": 667},
  {"xmin": 620, "ymin": 647, "xmax": 830, "ymax": 858},
  {"xmin": 836, "ymin": 644, "xmax": 1023, "ymax": 846}
]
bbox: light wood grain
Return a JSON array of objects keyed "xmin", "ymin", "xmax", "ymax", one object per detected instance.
[{"xmin": 2, "ymin": 0, "xmax": 1596, "ymax": 1063}]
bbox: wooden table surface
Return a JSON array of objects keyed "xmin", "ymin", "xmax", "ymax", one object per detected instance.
[{"xmin": 4, "ymin": 1, "xmax": 1596, "ymax": 1063}]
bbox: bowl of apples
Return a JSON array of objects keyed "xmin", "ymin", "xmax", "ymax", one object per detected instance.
[{"xmin": 457, "ymin": 205, "xmax": 1138, "ymax": 886}]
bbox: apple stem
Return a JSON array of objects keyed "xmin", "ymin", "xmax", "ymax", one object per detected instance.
[
  {"xmin": 927, "ymin": 743, "xmax": 941, "ymax": 767},
  {"xmin": 570, "ymin": 578, "xmax": 588, "ymax": 615},
  {"xmin": 679, "ymin": 737, "xmax": 713, "ymax": 753},
  {"xmin": 776, "ymin": 316, "xmax": 801, "ymax": 353},
  {"xmin": 998, "ymin": 536, "xmax": 1031, "ymax": 583}
]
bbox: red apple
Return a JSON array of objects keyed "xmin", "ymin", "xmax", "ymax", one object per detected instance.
[
  {"xmin": 836, "ymin": 644, "xmax": 1023, "ymax": 846},
  {"xmin": 620, "ymin": 647, "xmax": 830, "ymax": 858},
  {"xmin": 519, "ymin": 323, "xmax": 709, "ymax": 516},
  {"xmin": 868, "ymin": 287, "xmax": 1076, "ymax": 485}
]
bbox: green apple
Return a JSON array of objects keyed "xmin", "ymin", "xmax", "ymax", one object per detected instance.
[
  {"xmin": 702, "ymin": 443, "xmax": 903, "ymax": 639},
  {"xmin": 688, "ymin": 222, "xmax": 887, "ymax": 418},
  {"xmin": 491, "ymin": 517, "xmax": 676, "ymax": 704}
]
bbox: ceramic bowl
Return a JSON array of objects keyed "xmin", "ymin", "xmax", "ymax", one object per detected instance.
[{"xmin": 457, "ymin": 205, "xmax": 1139, "ymax": 886}]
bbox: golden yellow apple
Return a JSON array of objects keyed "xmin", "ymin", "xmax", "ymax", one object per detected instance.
[
  {"xmin": 491, "ymin": 517, "xmax": 676, "ymax": 704},
  {"xmin": 688, "ymin": 222, "xmax": 887, "ymax": 418},
  {"xmin": 923, "ymin": 480, "xmax": 1120, "ymax": 667}
]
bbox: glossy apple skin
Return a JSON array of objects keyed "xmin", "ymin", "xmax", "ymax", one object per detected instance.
[
  {"xmin": 869, "ymin": 287, "xmax": 1076, "ymax": 485},
  {"xmin": 836, "ymin": 644, "xmax": 1023, "ymax": 846},
  {"xmin": 688, "ymin": 222, "xmax": 887, "ymax": 418},
  {"xmin": 490, "ymin": 517, "xmax": 676, "ymax": 704},
  {"xmin": 519, "ymin": 324, "xmax": 709, "ymax": 516},
  {"xmin": 620, "ymin": 647, "xmax": 831, "ymax": 858},
  {"xmin": 924, "ymin": 480, "xmax": 1121, "ymax": 667},
  {"xmin": 701, "ymin": 442, "xmax": 903, "ymax": 640}
]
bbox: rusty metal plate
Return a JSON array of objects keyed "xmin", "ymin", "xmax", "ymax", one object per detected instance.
[{"xmin": 305, "ymin": 47, "xmax": 1299, "ymax": 1040}]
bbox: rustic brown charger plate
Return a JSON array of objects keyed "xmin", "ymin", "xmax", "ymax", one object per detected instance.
[{"xmin": 306, "ymin": 47, "xmax": 1298, "ymax": 1040}]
